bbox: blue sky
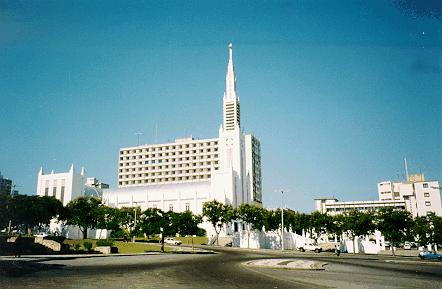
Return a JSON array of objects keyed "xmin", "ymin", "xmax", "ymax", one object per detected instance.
[{"xmin": 1, "ymin": 0, "xmax": 441, "ymax": 211}]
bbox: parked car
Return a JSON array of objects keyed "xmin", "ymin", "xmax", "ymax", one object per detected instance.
[
  {"xmin": 418, "ymin": 251, "xmax": 442, "ymax": 260},
  {"xmin": 298, "ymin": 243, "xmax": 322, "ymax": 253},
  {"xmin": 403, "ymin": 242, "xmax": 412, "ymax": 250},
  {"xmin": 164, "ymin": 238, "xmax": 182, "ymax": 245}
]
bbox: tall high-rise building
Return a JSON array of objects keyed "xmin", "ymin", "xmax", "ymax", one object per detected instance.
[
  {"xmin": 103, "ymin": 44, "xmax": 262, "ymax": 217},
  {"xmin": 0, "ymin": 172, "xmax": 12, "ymax": 195}
]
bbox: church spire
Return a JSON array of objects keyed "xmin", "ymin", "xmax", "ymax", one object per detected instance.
[
  {"xmin": 223, "ymin": 43, "xmax": 240, "ymax": 131},
  {"xmin": 225, "ymin": 43, "xmax": 237, "ymax": 100}
]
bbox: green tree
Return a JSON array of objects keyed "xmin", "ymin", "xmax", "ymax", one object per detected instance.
[
  {"xmin": 329, "ymin": 214, "xmax": 346, "ymax": 242},
  {"xmin": 175, "ymin": 211, "xmax": 202, "ymax": 236},
  {"xmin": 8, "ymin": 195, "xmax": 63, "ymax": 235},
  {"xmin": 202, "ymin": 200, "xmax": 234, "ymax": 245},
  {"xmin": 96, "ymin": 206, "xmax": 132, "ymax": 239},
  {"xmin": 308, "ymin": 211, "xmax": 332, "ymax": 241},
  {"xmin": 139, "ymin": 208, "xmax": 177, "ymax": 252},
  {"xmin": 412, "ymin": 213, "xmax": 442, "ymax": 252},
  {"xmin": 285, "ymin": 212, "xmax": 305, "ymax": 235},
  {"xmin": 139, "ymin": 208, "xmax": 163, "ymax": 239},
  {"xmin": 175, "ymin": 211, "xmax": 202, "ymax": 249},
  {"xmin": 344, "ymin": 210, "xmax": 376, "ymax": 253},
  {"xmin": 0, "ymin": 193, "xmax": 10, "ymax": 231},
  {"xmin": 236, "ymin": 204, "xmax": 266, "ymax": 248},
  {"xmin": 263, "ymin": 210, "xmax": 280, "ymax": 232},
  {"xmin": 65, "ymin": 197, "xmax": 101, "ymax": 239},
  {"xmin": 375, "ymin": 208, "xmax": 412, "ymax": 255},
  {"xmin": 263, "ymin": 209, "xmax": 286, "ymax": 247}
]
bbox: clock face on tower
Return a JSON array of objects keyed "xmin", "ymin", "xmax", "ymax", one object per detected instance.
[{"xmin": 224, "ymin": 137, "xmax": 234, "ymax": 148}]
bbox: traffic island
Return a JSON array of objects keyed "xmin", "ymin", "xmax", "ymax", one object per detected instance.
[{"xmin": 242, "ymin": 259, "xmax": 327, "ymax": 270}]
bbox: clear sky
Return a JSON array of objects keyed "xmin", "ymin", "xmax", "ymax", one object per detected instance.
[{"xmin": 1, "ymin": 0, "xmax": 441, "ymax": 212}]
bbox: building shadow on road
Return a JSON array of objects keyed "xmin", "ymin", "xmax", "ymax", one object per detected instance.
[{"xmin": 0, "ymin": 259, "xmax": 65, "ymax": 277}]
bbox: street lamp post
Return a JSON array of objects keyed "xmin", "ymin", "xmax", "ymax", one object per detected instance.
[
  {"xmin": 281, "ymin": 190, "xmax": 284, "ymax": 251},
  {"xmin": 132, "ymin": 202, "xmax": 138, "ymax": 243}
]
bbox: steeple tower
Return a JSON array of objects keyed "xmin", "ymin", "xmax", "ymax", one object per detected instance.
[{"xmin": 223, "ymin": 43, "xmax": 240, "ymax": 131}]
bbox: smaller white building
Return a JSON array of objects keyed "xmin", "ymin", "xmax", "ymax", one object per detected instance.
[
  {"xmin": 36, "ymin": 165, "xmax": 108, "ymax": 239},
  {"xmin": 36, "ymin": 164, "xmax": 86, "ymax": 206},
  {"xmin": 314, "ymin": 198, "xmax": 406, "ymax": 216},
  {"xmin": 315, "ymin": 173, "xmax": 442, "ymax": 217},
  {"xmin": 378, "ymin": 174, "xmax": 441, "ymax": 217}
]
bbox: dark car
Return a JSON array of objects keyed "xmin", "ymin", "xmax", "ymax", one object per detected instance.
[{"xmin": 418, "ymin": 251, "xmax": 442, "ymax": 260}]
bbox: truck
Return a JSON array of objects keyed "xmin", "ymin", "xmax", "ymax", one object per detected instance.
[{"xmin": 298, "ymin": 242, "xmax": 322, "ymax": 253}]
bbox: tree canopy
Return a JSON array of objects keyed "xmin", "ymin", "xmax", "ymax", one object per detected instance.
[
  {"xmin": 65, "ymin": 196, "xmax": 102, "ymax": 239},
  {"xmin": 202, "ymin": 200, "xmax": 234, "ymax": 245}
]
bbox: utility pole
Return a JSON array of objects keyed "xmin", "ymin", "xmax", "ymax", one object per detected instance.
[
  {"xmin": 281, "ymin": 190, "xmax": 284, "ymax": 251},
  {"xmin": 132, "ymin": 201, "xmax": 138, "ymax": 243}
]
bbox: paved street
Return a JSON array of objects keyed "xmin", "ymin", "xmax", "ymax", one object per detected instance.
[{"xmin": 1, "ymin": 248, "xmax": 441, "ymax": 289}]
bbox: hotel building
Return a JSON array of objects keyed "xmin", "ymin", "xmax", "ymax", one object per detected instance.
[{"xmin": 103, "ymin": 44, "xmax": 262, "ymax": 219}]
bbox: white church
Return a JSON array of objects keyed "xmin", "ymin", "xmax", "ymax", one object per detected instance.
[{"xmin": 102, "ymin": 43, "xmax": 263, "ymax": 237}]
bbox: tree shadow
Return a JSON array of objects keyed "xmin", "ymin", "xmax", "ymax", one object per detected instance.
[{"xmin": 0, "ymin": 259, "xmax": 65, "ymax": 277}]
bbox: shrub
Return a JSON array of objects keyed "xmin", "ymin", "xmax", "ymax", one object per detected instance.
[
  {"xmin": 83, "ymin": 241, "xmax": 93, "ymax": 251},
  {"xmin": 74, "ymin": 243, "xmax": 81, "ymax": 251},
  {"xmin": 96, "ymin": 239, "xmax": 114, "ymax": 247},
  {"xmin": 196, "ymin": 228, "xmax": 206, "ymax": 237}
]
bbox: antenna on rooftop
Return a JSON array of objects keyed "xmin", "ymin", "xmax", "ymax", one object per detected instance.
[
  {"xmin": 404, "ymin": 157, "xmax": 409, "ymax": 182},
  {"xmin": 135, "ymin": 132, "xmax": 143, "ymax": 146}
]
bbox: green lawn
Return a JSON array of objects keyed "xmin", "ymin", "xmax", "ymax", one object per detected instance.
[
  {"xmin": 114, "ymin": 241, "xmax": 170, "ymax": 253},
  {"xmin": 175, "ymin": 236, "xmax": 208, "ymax": 245},
  {"xmin": 64, "ymin": 236, "xmax": 208, "ymax": 253}
]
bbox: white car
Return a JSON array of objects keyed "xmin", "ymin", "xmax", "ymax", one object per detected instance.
[
  {"xmin": 403, "ymin": 242, "xmax": 412, "ymax": 250},
  {"xmin": 164, "ymin": 238, "xmax": 182, "ymax": 245},
  {"xmin": 298, "ymin": 243, "xmax": 322, "ymax": 253}
]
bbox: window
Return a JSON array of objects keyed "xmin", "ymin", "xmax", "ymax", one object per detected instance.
[
  {"xmin": 185, "ymin": 203, "xmax": 190, "ymax": 211},
  {"xmin": 425, "ymin": 201, "xmax": 431, "ymax": 206},
  {"xmin": 169, "ymin": 204, "xmax": 173, "ymax": 211},
  {"xmin": 44, "ymin": 187, "xmax": 49, "ymax": 196},
  {"xmin": 52, "ymin": 186, "xmax": 57, "ymax": 197},
  {"xmin": 423, "ymin": 183, "xmax": 428, "ymax": 188},
  {"xmin": 60, "ymin": 186, "xmax": 65, "ymax": 204},
  {"xmin": 424, "ymin": 192, "xmax": 430, "ymax": 197}
]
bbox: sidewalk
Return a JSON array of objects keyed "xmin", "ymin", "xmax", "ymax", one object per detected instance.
[{"xmin": 377, "ymin": 248, "xmax": 421, "ymax": 257}]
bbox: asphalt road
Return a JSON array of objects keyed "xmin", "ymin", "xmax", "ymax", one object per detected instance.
[{"xmin": 1, "ymin": 247, "xmax": 441, "ymax": 289}]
